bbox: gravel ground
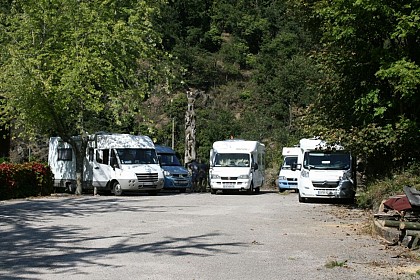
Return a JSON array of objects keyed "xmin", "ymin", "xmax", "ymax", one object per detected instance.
[{"xmin": 1, "ymin": 190, "xmax": 420, "ymax": 280}]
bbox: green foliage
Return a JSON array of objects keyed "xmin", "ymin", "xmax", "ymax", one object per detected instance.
[
  {"xmin": 299, "ymin": 0, "xmax": 420, "ymax": 177},
  {"xmin": 196, "ymin": 108, "xmax": 241, "ymax": 162},
  {"xmin": 376, "ymin": 58, "xmax": 420, "ymax": 101},
  {"xmin": 1, "ymin": 0, "xmax": 418, "ymax": 199},
  {"xmin": 357, "ymin": 163, "xmax": 420, "ymax": 210},
  {"xmin": 0, "ymin": 0, "xmax": 169, "ymax": 139},
  {"xmin": 0, "ymin": 0, "xmax": 171, "ymax": 194},
  {"xmin": 145, "ymin": 0, "xmax": 320, "ymax": 170},
  {"xmin": 0, "ymin": 162, "xmax": 54, "ymax": 200}
]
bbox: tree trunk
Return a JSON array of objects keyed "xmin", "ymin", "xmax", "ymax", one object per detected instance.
[
  {"xmin": 75, "ymin": 166, "xmax": 83, "ymax": 195},
  {"xmin": 184, "ymin": 89, "xmax": 199, "ymax": 165},
  {"xmin": 70, "ymin": 136, "xmax": 89, "ymax": 195}
]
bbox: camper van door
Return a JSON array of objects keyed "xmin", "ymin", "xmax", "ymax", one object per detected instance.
[
  {"xmin": 253, "ymin": 150, "xmax": 264, "ymax": 187},
  {"xmin": 92, "ymin": 148, "xmax": 114, "ymax": 188}
]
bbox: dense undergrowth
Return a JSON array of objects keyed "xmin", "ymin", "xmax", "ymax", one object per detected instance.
[{"xmin": 357, "ymin": 164, "xmax": 420, "ymax": 211}]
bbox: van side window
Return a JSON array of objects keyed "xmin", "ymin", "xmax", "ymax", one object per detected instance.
[
  {"xmin": 260, "ymin": 154, "xmax": 265, "ymax": 167},
  {"xmin": 58, "ymin": 148, "xmax": 72, "ymax": 161},
  {"xmin": 103, "ymin": 149, "xmax": 110, "ymax": 165},
  {"xmin": 110, "ymin": 149, "xmax": 117, "ymax": 166},
  {"xmin": 88, "ymin": 148, "xmax": 94, "ymax": 162},
  {"xmin": 96, "ymin": 150, "xmax": 103, "ymax": 163},
  {"xmin": 96, "ymin": 149, "xmax": 109, "ymax": 164}
]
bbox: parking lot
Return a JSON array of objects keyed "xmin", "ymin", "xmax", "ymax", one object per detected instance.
[{"xmin": 0, "ymin": 191, "xmax": 418, "ymax": 279}]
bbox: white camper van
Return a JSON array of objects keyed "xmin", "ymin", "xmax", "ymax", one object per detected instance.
[
  {"xmin": 48, "ymin": 133, "xmax": 164, "ymax": 195},
  {"xmin": 278, "ymin": 147, "xmax": 300, "ymax": 192},
  {"xmin": 209, "ymin": 139, "xmax": 265, "ymax": 194},
  {"xmin": 294, "ymin": 138, "xmax": 355, "ymax": 202}
]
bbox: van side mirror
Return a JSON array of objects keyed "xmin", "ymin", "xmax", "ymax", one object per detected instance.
[
  {"xmin": 291, "ymin": 163, "xmax": 301, "ymax": 171},
  {"xmin": 253, "ymin": 163, "xmax": 258, "ymax": 170},
  {"xmin": 110, "ymin": 157, "xmax": 118, "ymax": 169}
]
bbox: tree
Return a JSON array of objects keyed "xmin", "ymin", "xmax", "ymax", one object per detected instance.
[
  {"xmin": 0, "ymin": 0, "xmax": 168, "ymax": 194},
  {"xmin": 298, "ymin": 0, "xmax": 420, "ymax": 176}
]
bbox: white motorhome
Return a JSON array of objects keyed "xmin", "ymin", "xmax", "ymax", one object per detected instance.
[
  {"xmin": 209, "ymin": 139, "xmax": 265, "ymax": 194},
  {"xmin": 278, "ymin": 147, "xmax": 301, "ymax": 192},
  {"xmin": 48, "ymin": 133, "xmax": 164, "ymax": 195},
  {"xmin": 293, "ymin": 138, "xmax": 355, "ymax": 202}
]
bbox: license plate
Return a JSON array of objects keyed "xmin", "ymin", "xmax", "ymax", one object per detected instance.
[
  {"xmin": 318, "ymin": 190, "xmax": 337, "ymax": 196},
  {"xmin": 224, "ymin": 184, "xmax": 235, "ymax": 188}
]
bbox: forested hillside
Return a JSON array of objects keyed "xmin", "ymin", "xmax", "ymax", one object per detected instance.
[
  {"xmin": 148, "ymin": 0, "xmax": 420, "ymax": 182},
  {"xmin": 1, "ymin": 0, "xmax": 419, "ymax": 193},
  {"xmin": 149, "ymin": 0, "xmax": 319, "ymax": 169}
]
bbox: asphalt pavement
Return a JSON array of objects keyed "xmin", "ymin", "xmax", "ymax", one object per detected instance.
[{"xmin": 1, "ymin": 191, "xmax": 419, "ymax": 280}]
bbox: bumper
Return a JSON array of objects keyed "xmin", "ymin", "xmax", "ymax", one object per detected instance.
[
  {"xmin": 278, "ymin": 180, "xmax": 298, "ymax": 190},
  {"xmin": 210, "ymin": 179, "xmax": 251, "ymax": 191},
  {"xmin": 299, "ymin": 180, "xmax": 355, "ymax": 199},
  {"xmin": 120, "ymin": 179, "xmax": 164, "ymax": 191},
  {"xmin": 163, "ymin": 177, "xmax": 192, "ymax": 189}
]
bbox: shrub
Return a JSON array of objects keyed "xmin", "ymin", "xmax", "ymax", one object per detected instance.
[
  {"xmin": 357, "ymin": 164, "xmax": 420, "ymax": 210},
  {"xmin": 0, "ymin": 162, "xmax": 54, "ymax": 200}
]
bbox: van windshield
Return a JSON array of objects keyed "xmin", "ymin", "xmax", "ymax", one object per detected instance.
[
  {"xmin": 282, "ymin": 156, "xmax": 298, "ymax": 170},
  {"xmin": 159, "ymin": 153, "xmax": 182, "ymax": 166},
  {"xmin": 214, "ymin": 153, "xmax": 250, "ymax": 167},
  {"xmin": 303, "ymin": 151, "xmax": 350, "ymax": 170},
  {"xmin": 117, "ymin": 148, "xmax": 158, "ymax": 164}
]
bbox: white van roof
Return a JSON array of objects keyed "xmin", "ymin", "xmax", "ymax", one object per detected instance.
[
  {"xmin": 212, "ymin": 139, "xmax": 264, "ymax": 153},
  {"xmin": 95, "ymin": 134, "xmax": 155, "ymax": 149},
  {"xmin": 299, "ymin": 138, "xmax": 344, "ymax": 151},
  {"xmin": 282, "ymin": 147, "xmax": 300, "ymax": 156}
]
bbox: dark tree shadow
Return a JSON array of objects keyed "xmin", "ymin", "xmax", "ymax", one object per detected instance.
[{"xmin": 0, "ymin": 197, "xmax": 246, "ymax": 279}]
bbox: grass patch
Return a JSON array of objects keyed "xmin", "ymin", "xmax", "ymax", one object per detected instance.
[{"xmin": 325, "ymin": 259, "xmax": 348, "ymax": 269}]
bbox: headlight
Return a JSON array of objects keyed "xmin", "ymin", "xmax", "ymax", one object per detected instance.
[
  {"xmin": 164, "ymin": 170, "xmax": 171, "ymax": 176},
  {"xmin": 238, "ymin": 174, "xmax": 249, "ymax": 179},
  {"xmin": 341, "ymin": 170, "xmax": 351, "ymax": 180},
  {"xmin": 211, "ymin": 174, "xmax": 221, "ymax": 179},
  {"xmin": 278, "ymin": 176, "xmax": 286, "ymax": 180},
  {"xmin": 301, "ymin": 170, "xmax": 309, "ymax": 178}
]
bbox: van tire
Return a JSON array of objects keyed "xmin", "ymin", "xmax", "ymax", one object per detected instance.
[
  {"xmin": 298, "ymin": 192, "xmax": 305, "ymax": 203},
  {"xmin": 148, "ymin": 190, "xmax": 159, "ymax": 196},
  {"xmin": 247, "ymin": 184, "xmax": 253, "ymax": 195},
  {"xmin": 113, "ymin": 182, "xmax": 123, "ymax": 196}
]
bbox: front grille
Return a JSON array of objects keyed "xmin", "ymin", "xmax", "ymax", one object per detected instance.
[
  {"xmin": 173, "ymin": 174, "xmax": 188, "ymax": 178},
  {"xmin": 287, "ymin": 178, "xmax": 298, "ymax": 182},
  {"xmin": 136, "ymin": 173, "xmax": 158, "ymax": 183},
  {"xmin": 221, "ymin": 177, "xmax": 238, "ymax": 180},
  {"xmin": 312, "ymin": 181, "xmax": 339, "ymax": 189}
]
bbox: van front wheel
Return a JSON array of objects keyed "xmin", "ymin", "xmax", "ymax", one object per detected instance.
[
  {"xmin": 298, "ymin": 192, "xmax": 305, "ymax": 203},
  {"xmin": 247, "ymin": 184, "xmax": 253, "ymax": 195},
  {"xmin": 113, "ymin": 182, "xmax": 123, "ymax": 196}
]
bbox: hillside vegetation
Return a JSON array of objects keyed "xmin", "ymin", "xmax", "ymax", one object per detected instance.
[{"xmin": 1, "ymin": 0, "xmax": 419, "ymax": 207}]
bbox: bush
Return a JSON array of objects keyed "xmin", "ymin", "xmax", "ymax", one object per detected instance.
[
  {"xmin": 356, "ymin": 164, "xmax": 420, "ymax": 211},
  {"xmin": 0, "ymin": 162, "xmax": 54, "ymax": 200}
]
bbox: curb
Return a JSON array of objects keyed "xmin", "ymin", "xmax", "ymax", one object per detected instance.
[{"xmin": 373, "ymin": 220, "xmax": 414, "ymax": 247}]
